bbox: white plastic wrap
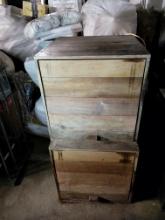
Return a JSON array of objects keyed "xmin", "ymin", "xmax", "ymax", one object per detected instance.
[
  {"xmin": 82, "ymin": 0, "xmax": 137, "ymax": 36},
  {"xmin": 60, "ymin": 10, "xmax": 81, "ymax": 26},
  {"xmin": 48, "ymin": 0, "xmax": 82, "ymax": 12},
  {"xmin": 24, "ymin": 57, "xmax": 39, "ymax": 87},
  {"xmin": 35, "ymin": 97, "xmax": 47, "ymax": 126},
  {"xmin": 24, "ymin": 13, "xmax": 61, "ymax": 39},
  {"xmin": 26, "ymin": 123, "xmax": 49, "ymax": 138},
  {"xmin": 24, "ymin": 11, "xmax": 82, "ymax": 39},
  {"xmin": 0, "ymin": 5, "xmax": 41, "ymax": 61},
  {"xmin": 34, "ymin": 23, "xmax": 82, "ymax": 41}
]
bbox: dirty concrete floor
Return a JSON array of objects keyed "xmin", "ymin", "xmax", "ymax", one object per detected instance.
[
  {"xmin": 0, "ymin": 136, "xmax": 165, "ymax": 220},
  {"xmin": 0, "ymin": 169, "xmax": 165, "ymax": 220}
]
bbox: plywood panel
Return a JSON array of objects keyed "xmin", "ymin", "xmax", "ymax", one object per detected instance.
[
  {"xmin": 43, "ymin": 77, "xmax": 142, "ymax": 98},
  {"xmin": 39, "ymin": 59, "xmax": 145, "ymax": 78},
  {"xmin": 46, "ymin": 97, "xmax": 139, "ymax": 116}
]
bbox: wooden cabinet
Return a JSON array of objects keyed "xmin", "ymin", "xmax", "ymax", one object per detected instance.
[{"xmin": 36, "ymin": 36, "xmax": 150, "ymax": 202}]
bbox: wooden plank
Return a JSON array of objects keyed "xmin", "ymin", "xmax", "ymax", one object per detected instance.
[
  {"xmin": 55, "ymin": 161, "xmax": 133, "ymax": 174},
  {"xmin": 35, "ymin": 36, "xmax": 149, "ymax": 60},
  {"xmin": 57, "ymin": 172, "xmax": 132, "ymax": 195},
  {"xmin": 49, "ymin": 114, "xmax": 137, "ymax": 140},
  {"xmin": 39, "ymin": 59, "xmax": 145, "ymax": 78},
  {"xmin": 43, "ymin": 77, "xmax": 142, "ymax": 98},
  {"xmin": 50, "ymin": 139, "xmax": 139, "ymax": 152},
  {"xmin": 46, "ymin": 97, "xmax": 139, "ymax": 116},
  {"xmin": 53, "ymin": 150, "xmax": 135, "ymax": 163}
]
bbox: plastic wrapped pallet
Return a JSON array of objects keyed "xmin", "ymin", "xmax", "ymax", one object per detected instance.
[
  {"xmin": 48, "ymin": 0, "xmax": 82, "ymax": 12},
  {"xmin": 82, "ymin": 0, "xmax": 137, "ymax": 36}
]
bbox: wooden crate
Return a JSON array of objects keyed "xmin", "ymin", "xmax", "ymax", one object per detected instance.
[
  {"xmin": 49, "ymin": 139, "xmax": 139, "ymax": 203},
  {"xmin": 35, "ymin": 36, "xmax": 150, "ymax": 202}
]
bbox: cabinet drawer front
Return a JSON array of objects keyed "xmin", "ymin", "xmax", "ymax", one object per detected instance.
[
  {"xmin": 54, "ymin": 150, "xmax": 136, "ymax": 200},
  {"xmin": 46, "ymin": 97, "xmax": 139, "ymax": 116},
  {"xmin": 49, "ymin": 115, "xmax": 136, "ymax": 140},
  {"xmin": 39, "ymin": 59, "xmax": 145, "ymax": 78},
  {"xmin": 43, "ymin": 77, "xmax": 142, "ymax": 98}
]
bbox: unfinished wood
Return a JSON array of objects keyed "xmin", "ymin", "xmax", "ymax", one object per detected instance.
[
  {"xmin": 59, "ymin": 191, "xmax": 128, "ymax": 203},
  {"xmin": 57, "ymin": 172, "xmax": 133, "ymax": 195},
  {"xmin": 46, "ymin": 97, "xmax": 139, "ymax": 116},
  {"xmin": 53, "ymin": 148, "xmax": 136, "ymax": 202},
  {"xmin": 50, "ymin": 139, "xmax": 139, "ymax": 152},
  {"xmin": 53, "ymin": 150, "xmax": 135, "ymax": 163},
  {"xmin": 49, "ymin": 114, "xmax": 137, "ymax": 140},
  {"xmin": 55, "ymin": 161, "xmax": 133, "ymax": 174},
  {"xmin": 43, "ymin": 77, "xmax": 142, "ymax": 98},
  {"xmin": 35, "ymin": 36, "xmax": 149, "ymax": 60},
  {"xmin": 39, "ymin": 59, "xmax": 145, "ymax": 78}
]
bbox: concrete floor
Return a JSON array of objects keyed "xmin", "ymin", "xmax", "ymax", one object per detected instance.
[
  {"xmin": 0, "ymin": 169, "xmax": 165, "ymax": 220},
  {"xmin": 0, "ymin": 136, "xmax": 165, "ymax": 220}
]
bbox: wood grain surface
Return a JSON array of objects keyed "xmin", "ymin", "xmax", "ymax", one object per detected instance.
[
  {"xmin": 49, "ymin": 114, "xmax": 137, "ymax": 141},
  {"xmin": 43, "ymin": 77, "xmax": 142, "ymax": 98},
  {"xmin": 46, "ymin": 97, "xmax": 139, "ymax": 116},
  {"xmin": 35, "ymin": 36, "xmax": 149, "ymax": 60},
  {"xmin": 39, "ymin": 59, "xmax": 145, "ymax": 78}
]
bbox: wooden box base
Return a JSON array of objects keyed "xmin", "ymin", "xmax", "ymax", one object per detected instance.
[{"xmin": 49, "ymin": 139, "xmax": 139, "ymax": 203}]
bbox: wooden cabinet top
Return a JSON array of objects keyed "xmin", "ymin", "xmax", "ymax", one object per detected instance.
[{"xmin": 35, "ymin": 36, "xmax": 150, "ymax": 60}]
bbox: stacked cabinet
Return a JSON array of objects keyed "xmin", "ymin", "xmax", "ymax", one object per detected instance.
[{"xmin": 36, "ymin": 36, "xmax": 150, "ymax": 202}]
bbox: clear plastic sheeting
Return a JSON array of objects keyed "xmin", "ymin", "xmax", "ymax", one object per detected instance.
[
  {"xmin": 82, "ymin": 0, "xmax": 137, "ymax": 36},
  {"xmin": 0, "ymin": 5, "xmax": 41, "ymax": 61}
]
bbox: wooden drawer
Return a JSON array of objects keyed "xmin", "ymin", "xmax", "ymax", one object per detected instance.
[
  {"xmin": 39, "ymin": 59, "xmax": 145, "ymax": 78},
  {"xmin": 43, "ymin": 77, "xmax": 142, "ymax": 98},
  {"xmin": 49, "ymin": 114, "xmax": 137, "ymax": 141},
  {"xmin": 50, "ymin": 139, "xmax": 138, "ymax": 202}
]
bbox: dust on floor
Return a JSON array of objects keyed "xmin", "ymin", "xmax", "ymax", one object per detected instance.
[{"xmin": 0, "ymin": 169, "xmax": 165, "ymax": 220}]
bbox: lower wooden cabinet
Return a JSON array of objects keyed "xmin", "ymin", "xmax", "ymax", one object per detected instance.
[{"xmin": 49, "ymin": 139, "xmax": 138, "ymax": 203}]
